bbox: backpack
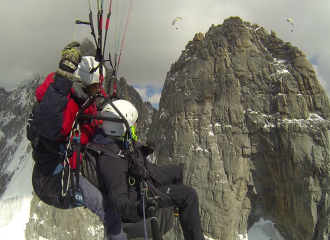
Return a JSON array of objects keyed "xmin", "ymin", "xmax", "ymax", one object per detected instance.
[
  {"xmin": 81, "ymin": 144, "xmax": 107, "ymax": 191},
  {"xmin": 81, "ymin": 141, "xmax": 151, "ymax": 191},
  {"xmin": 82, "ymin": 142, "xmax": 175, "ymax": 207}
]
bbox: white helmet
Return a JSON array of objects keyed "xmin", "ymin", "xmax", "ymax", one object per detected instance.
[
  {"xmin": 101, "ymin": 100, "xmax": 138, "ymax": 136},
  {"xmin": 74, "ymin": 56, "xmax": 106, "ymax": 87}
]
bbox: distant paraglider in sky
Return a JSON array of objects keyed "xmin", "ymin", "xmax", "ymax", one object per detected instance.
[
  {"xmin": 287, "ymin": 18, "xmax": 294, "ymax": 32},
  {"xmin": 172, "ymin": 17, "xmax": 183, "ymax": 29},
  {"xmin": 287, "ymin": 18, "xmax": 294, "ymax": 25}
]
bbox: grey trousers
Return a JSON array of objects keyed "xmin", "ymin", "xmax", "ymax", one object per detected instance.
[{"xmin": 79, "ymin": 175, "xmax": 127, "ymax": 240}]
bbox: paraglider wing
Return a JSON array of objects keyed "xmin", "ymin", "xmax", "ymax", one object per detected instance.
[
  {"xmin": 287, "ymin": 18, "xmax": 294, "ymax": 25},
  {"xmin": 172, "ymin": 17, "xmax": 183, "ymax": 25},
  {"xmin": 287, "ymin": 18, "xmax": 294, "ymax": 32}
]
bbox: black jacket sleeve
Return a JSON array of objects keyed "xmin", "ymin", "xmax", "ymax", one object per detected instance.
[
  {"xmin": 98, "ymin": 154, "xmax": 141, "ymax": 220},
  {"xmin": 33, "ymin": 74, "xmax": 73, "ymax": 141}
]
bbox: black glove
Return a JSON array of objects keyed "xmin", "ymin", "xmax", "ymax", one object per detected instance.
[
  {"xmin": 71, "ymin": 80, "xmax": 89, "ymax": 103},
  {"xmin": 140, "ymin": 141, "xmax": 155, "ymax": 157},
  {"xmin": 56, "ymin": 41, "xmax": 82, "ymax": 81},
  {"xmin": 137, "ymin": 199, "xmax": 159, "ymax": 218}
]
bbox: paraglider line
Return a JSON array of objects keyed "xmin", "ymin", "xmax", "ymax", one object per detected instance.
[
  {"xmin": 72, "ymin": 0, "xmax": 78, "ymax": 40},
  {"xmin": 117, "ymin": 0, "xmax": 134, "ymax": 73}
]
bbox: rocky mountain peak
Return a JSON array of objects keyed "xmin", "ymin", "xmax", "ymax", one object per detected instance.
[{"xmin": 148, "ymin": 16, "xmax": 330, "ymax": 239}]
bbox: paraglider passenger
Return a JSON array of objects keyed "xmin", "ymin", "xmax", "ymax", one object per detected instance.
[{"xmin": 87, "ymin": 100, "xmax": 206, "ymax": 240}]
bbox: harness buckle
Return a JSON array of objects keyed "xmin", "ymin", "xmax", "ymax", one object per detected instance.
[{"xmin": 117, "ymin": 150, "xmax": 125, "ymax": 157}]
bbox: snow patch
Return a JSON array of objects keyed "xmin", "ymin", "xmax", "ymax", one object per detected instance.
[
  {"xmin": 205, "ymin": 236, "xmax": 215, "ymax": 240},
  {"xmin": 5, "ymin": 135, "xmax": 18, "ymax": 151},
  {"xmin": 248, "ymin": 109, "xmax": 328, "ymax": 129},
  {"xmin": 31, "ymin": 213, "xmax": 39, "ymax": 223},
  {"xmin": 159, "ymin": 108, "xmax": 167, "ymax": 118},
  {"xmin": 264, "ymin": 123, "xmax": 275, "ymax": 128},
  {"xmin": 248, "ymin": 218, "xmax": 285, "ymax": 240},
  {"xmin": 38, "ymin": 237, "xmax": 50, "ymax": 240},
  {"xmin": 0, "ymin": 130, "xmax": 4, "ymax": 141},
  {"xmin": 237, "ymin": 233, "xmax": 248, "ymax": 240},
  {"xmin": 168, "ymin": 72, "xmax": 179, "ymax": 81},
  {"xmin": 87, "ymin": 225, "xmax": 103, "ymax": 236},
  {"xmin": 18, "ymin": 88, "xmax": 28, "ymax": 107},
  {"xmin": 309, "ymin": 113, "xmax": 324, "ymax": 120},
  {"xmin": 274, "ymin": 58, "xmax": 286, "ymax": 64},
  {"xmin": 0, "ymin": 134, "xmax": 34, "ymax": 240},
  {"xmin": 6, "ymin": 135, "xmax": 30, "ymax": 173},
  {"xmin": 196, "ymin": 146, "xmax": 203, "ymax": 151},
  {"xmin": 15, "ymin": 75, "xmax": 34, "ymax": 89},
  {"xmin": 87, "ymin": 225, "xmax": 96, "ymax": 236},
  {"xmin": 277, "ymin": 69, "xmax": 289, "ymax": 74},
  {"xmin": 0, "ymin": 157, "xmax": 34, "ymax": 239},
  {"xmin": 0, "ymin": 112, "xmax": 16, "ymax": 126}
]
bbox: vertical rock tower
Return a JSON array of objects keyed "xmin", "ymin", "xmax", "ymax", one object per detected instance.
[{"xmin": 148, "ymin": 16, "xmax": 330, "ymax": 240}]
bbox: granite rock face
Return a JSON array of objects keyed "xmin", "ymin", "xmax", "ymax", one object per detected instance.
[{"xmin": 147, "ymin": 16, "xmax": 330, "ymax": 240}]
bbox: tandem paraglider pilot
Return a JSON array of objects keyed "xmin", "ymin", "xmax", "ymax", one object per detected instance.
[{"xmin": 26, "ymin": 41, "xmax": 127, "ymax": 240}]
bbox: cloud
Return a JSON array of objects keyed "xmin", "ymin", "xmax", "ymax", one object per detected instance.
[
  {"xmin": 146, "ymin": 93, "xmax": 161, "ymax": 105},
  {"xmin": 313, "ymin": 64, "xmax": 329, "ymax": 97},
  {"xmin": 134, "ymin": 87, "xmax": 148, "ymax": 99},
  {"xmin": 134, "ymin": 85, "xmax": 161, "ymax": 105},
  {"xmin": 1, "ymin": 0, "xmax": 330, "ymax": 102}
]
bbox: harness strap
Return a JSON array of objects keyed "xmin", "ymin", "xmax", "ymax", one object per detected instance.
[
  {"xmin": 70, "ymin": 169, "xmax": 77, "ymax": 207},
  {"xmin": 52, "ymin": 164, "xmax": 64, "ymax": 175},
  {"xmin": 74, "ymin": 136, "xmax": 81, "ymax": 192},
  {"xmin": 86, "ymin": 142, "xmax": 124, "ymax": 158}
]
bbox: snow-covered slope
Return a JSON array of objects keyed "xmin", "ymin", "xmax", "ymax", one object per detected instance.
[
  {"xmin": 0, "ymin": 75, "xmax": 44, "ymax": 239},
  {"xmin": 0, "ymin": 137, "xmax": 34, "ymax": 239}
]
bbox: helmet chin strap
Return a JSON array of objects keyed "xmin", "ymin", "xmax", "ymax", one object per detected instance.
[
  {"xmin": 106, "ymin": 126, "xmax": 136, "ymax": 142},
  {"xmin": 106, "ymin": 135, "xmax": 123, "ymax": 141}
]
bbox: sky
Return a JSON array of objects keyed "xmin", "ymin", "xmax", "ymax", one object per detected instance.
[{"xmin": 1, "ymin": 0, "xmax": 330, "ymax": 109}]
